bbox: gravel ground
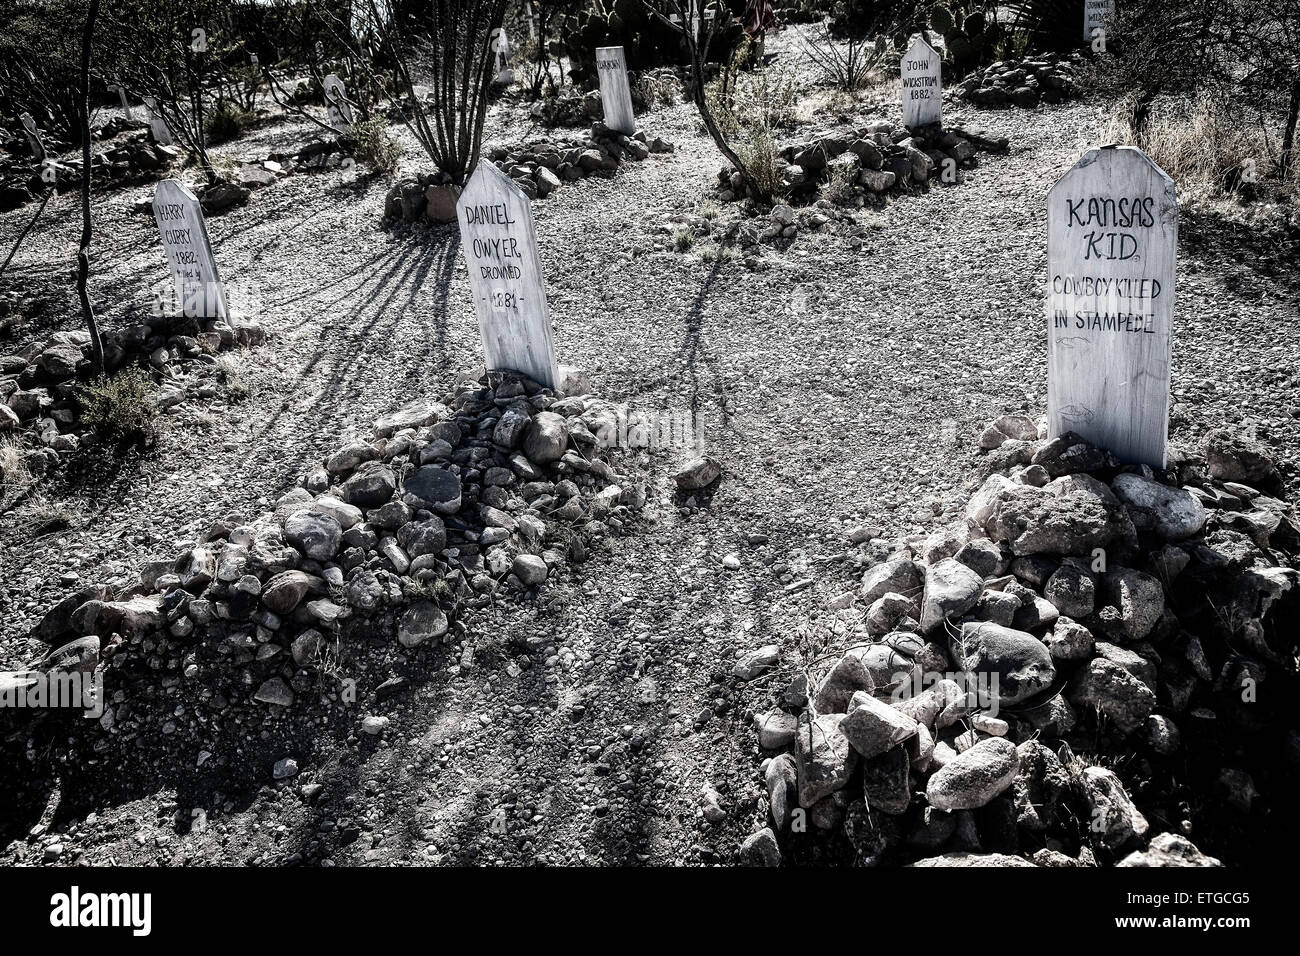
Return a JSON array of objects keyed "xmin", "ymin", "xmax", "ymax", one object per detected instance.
[{"xmin": 1, "ymin": 28, "xmax": 1297, "ymax": 865}]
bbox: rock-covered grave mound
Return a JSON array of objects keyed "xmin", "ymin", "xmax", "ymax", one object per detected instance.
[
  {"xmin": 955, "ymin": 53, "xmax": 1084, "ymax": 109},
  {"xmin": 384, "ymin": 121, "xmax": 675, "ymax": 226},
  {"xmin": 9, "ymin": 367, "xmax": 649, "ymax": 741},
  {"xmin": 734, "ymin": 419, "xmax": 1298, "ymax": 867},
  {"xmin": 716, "ymin": 120, "xmax": 1009, "ymax": 205},
  {"xmin": 0, "ymin": 313, "xmax": 265, "ymax": 480}
]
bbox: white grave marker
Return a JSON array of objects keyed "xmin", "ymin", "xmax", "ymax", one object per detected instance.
[
  {"xmin": 456, "ymin": 162, "xmax": 558, "ymax": 388},
  {"xmin": 1046, "ymin": 146, "xmax": 1178, "ymax": 468},
  {"xmin": 153, "ymin": 178, "xmax": 228, "ymax": 320},
  {"xmin": 19, "ymin": 113, "xmax": 43, "ymax": 160},
  {"xmin": 109, "ymin": 76, "xmax": 134, "ymax": 120},
  {"xmin": 491, "ymin": 28, "xmax": 514, "ymax": 85},
  {"xmin": 1083, "ymin": 0, "xmax": 1114, "ymax": 43},
  {"xmin": 323, "ymin": 74, "xmax": 354, "ymax": 130},
  {"xmin": 141, "ymin": 96, "xmax": 173, "ymax": 145},
  {"xmin": 596, "ymin": 46, "xmax": 636, "ymax": 135},
  {"xmin": 900, "ymin": 34, "xmax": 942, "ymax": 128}
]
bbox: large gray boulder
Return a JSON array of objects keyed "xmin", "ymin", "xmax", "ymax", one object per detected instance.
[
  {"xmin": 794, "ymin": 713, "xmax": 858, "ymax": 807},
  {"xmin": 951, "ymin": 622, "xmax": 1055, "ymax": 706},
  {"xmin": 919, "ymin": 558, "xmax": 983, "ymax": 633},
  {"xmin": 1111, "ymin": 473, "xmax": 1206, "ymax": 541},
  {"xmin": 926, "ymin": 737, "xmax": 1020, "ymax": 811}
]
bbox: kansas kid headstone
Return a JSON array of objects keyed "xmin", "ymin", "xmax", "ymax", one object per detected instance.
[
  {"xmin": 596, "ymin": 46, "xmax": 636, "ymax": 135},
  {"xmin": 141, "ymin": 96, "xmax": 173, "ymax": 145},
  {"xmin": 455, "ymin": 162, "xmax": 558, "ymax": 389},
  {"xmin": 900, "ymin": 34, "xmax": 942, "ymax": 128},
  {"xmin": 1083, "ymin": 0, "xmax": 1114, "ymax": 43},
  {"xmin": 153, "ymin": 178, "xmax": 228, "ymax": 320},
  {"xmin": 323, "ymin": 74, "xmax": 354, "ymax": 130},
  {"xmin": 1046, "ymin": 145, "xmax": 1178, "ymax": 468}
]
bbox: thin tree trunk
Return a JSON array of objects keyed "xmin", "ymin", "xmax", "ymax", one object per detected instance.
[
  {"xmin": 78, "ymin": 0, "xmax": 105, "ymax": 376},
  {"xmin": 1282, "ymin": 75, "xmax": 1300, "ymax": 180}
]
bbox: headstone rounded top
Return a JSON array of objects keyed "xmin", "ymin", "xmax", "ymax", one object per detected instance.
[{"xmin": 1050, "ymin": 144, "xmax": 1174, "ymax": 195}]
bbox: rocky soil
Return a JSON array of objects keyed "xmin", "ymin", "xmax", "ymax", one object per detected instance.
[{"xmin": 1, "ymin": 27, "xmax": 1297, "ymax": 866}]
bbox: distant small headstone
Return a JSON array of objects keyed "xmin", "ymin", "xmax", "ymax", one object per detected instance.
[
  {"xmin": 491, "ymin": 28, "xmax": 514, "ymax": 85},
  {"xmin": 109, "ymin": 76, "xmax": 134, "ymax": 120},
  {"xmin": 900, "ymin": 35, "xmax": 942, "ymax": 128},
  {"xmin": 19, "ymin": 112, "xmax": 43, "ymax": 160},
  {"xmin": 323, "ymin": 74, "xmax": 353, "ymax": 131},
  {"xmin": 596, "ymin": 46, "xmax": 635, "ymax": 135},
  {"xmin": 1046, "ymin": 146, "xmax": 1178, "ymax": 467},
  {"xmin": 153, "ymin": 178, "xmax": 228, "ymax": 320},
  {"xmin": 141, "ymin": 96, "xmax": 173, "ymax": 146},
  {"xmin": 455, "ymin": 162, "xmax": 558, "ymax": 388},
  {"xmin": 1084, "ymin": 0, "xmax": 1114, "ymax": 42}
]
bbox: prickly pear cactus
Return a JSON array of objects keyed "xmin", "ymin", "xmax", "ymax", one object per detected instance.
[
  {"xmin": 926, "ymin": 2, "xmax": 1003, "ymax": 77},
  {"xmin": 561, "ymin": 1, "xmax": 743, "ymax": 88}
]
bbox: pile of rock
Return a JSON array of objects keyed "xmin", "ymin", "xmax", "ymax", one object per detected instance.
[
  {"xmin": 13, "ymin": 367, "xmax": 646, "ymax": 731},
  {"xmin": 0, "ymin": 123, "xmax": 185, "ymax": 211},
  {"xmin": 90, "ymin": 125, "xmax": 182, "ymax": 181},
  {"xmin": 0, "ymin": 313, "xmax": 265, "ymax": 471},
  {"xmin": 954, "ymin": 54, "xmax": 1083, "ymax": 108},
  {"xmin": 716, "ymin": 120, "xmax": 1009, "ymax": 205},
  {"xmin": 736, "ymin": 419, "xmax": 1297, "ymax": 867},
  {"xmin": 383, "ymin": 123, "xmax": 675, "ymax": 226}
]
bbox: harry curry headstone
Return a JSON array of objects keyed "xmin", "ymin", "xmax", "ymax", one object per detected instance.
[
  {"xmin": 152, "ymin": 178, "xmax": 228, "ymax": 320},
  {"xmin": 455, "ymin": 162, "xmax": 558, "ymax": 389},
  {"xmin": 900, "ymin": 34, "xmax": 942, "ymax": 128},
  {"xmin": 1046, "ymin": 145, "xmax": 1178, "ymax": 468}
]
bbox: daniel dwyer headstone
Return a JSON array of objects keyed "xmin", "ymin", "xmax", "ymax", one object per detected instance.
[
  {"xmin": 153, "ymin": 178, "xmax": 228, "ymax": 320},
  {"xmin": 596, "ymin": 46, "xmax": 636, "ymax": 135},
  {"xmin": 900, "ymin": 34, "xmax": 942, "ymax": 128},
  {"xmin": 142, "ymin": 96, "xmax": 173, "ymax": 146},
  {"xmin": 1083, "ymin": 0, "xmax": 1114, "ymax": 43},
  {"xmin": 1046, "ymin": 145, "xmax": 1177, "ymax": 468},
  {"xmin": 456, "ymin": 162, "xmax": 558, "ymax": 389}
]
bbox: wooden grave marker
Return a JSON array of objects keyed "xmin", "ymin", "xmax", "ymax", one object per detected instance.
[
  {"xmin": 491, "ymin": 28, "xmax": 514, "ymax": 85},
  {"xmin": 153, "ymin": 178, "xmax": 228, "ymax": 320},
  {"xmin": 900, "ymin": 34, "xmax": 942, "ymax": 128},
  {"xmin": 19, "ymin": 113, "xmax": 44, "ymax": 160},
  {"xmin": 1084, "ymin": 0, "xmax": 1115, "ymax": 43},
  {"xmin": 141, "ymin": 96, "xmax": 173, "ymax": 145},
  {"xmin": 596, "ymin": 46, "xmax": 636, "ymax": 135},
  {"xmin": 1046, "ymin": 145, "xmax": 1178, "ymax": 467},
  {"xmin": 455, "ymin": 162, "xmax": 558, "ymax": 389},
  {"xmin": 323, "ymin": 74, "xmax": 354, "ymax": 131}
]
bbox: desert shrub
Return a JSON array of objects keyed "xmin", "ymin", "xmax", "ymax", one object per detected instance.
[
  {"xmin": 708, "ymin": 44, "xmax": 792, "ymax": 197},
  {"xmin": 204, "ymin": 100, "xmax": 253, "ymax": 143},
  {"xmin": 823, "ymin": 158, "xmax": 858, "ymax": 202},
  {"xmin": 1102, "ymin": 92, "xmax": 1292, "ymax": 197},
  {"xmin": 76, "ymin": 368, "xmax": 158, "ymax": 444},
  {"xmin": 347, "ymin": 116, "xmax": 404, "ymax": 174}
]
